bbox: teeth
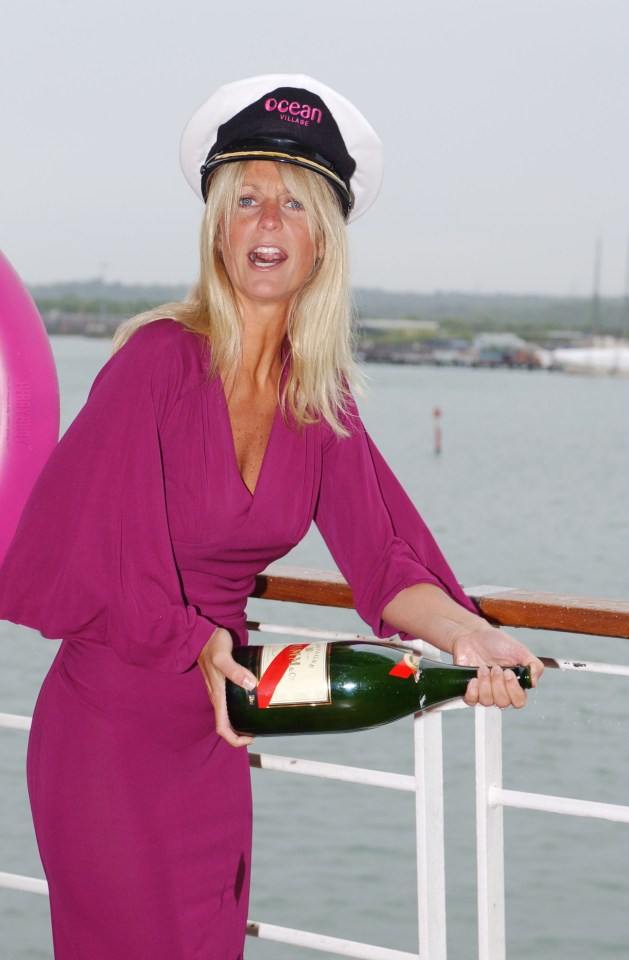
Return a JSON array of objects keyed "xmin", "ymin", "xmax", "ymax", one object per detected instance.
[{"xmin": 249, "ymin": 246, "xmax": 286, "ymax": 265}]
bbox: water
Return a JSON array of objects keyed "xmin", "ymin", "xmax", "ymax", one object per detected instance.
[{"xmin": 1, "ymin": 337, "xmax": 628, "ymax": 959}]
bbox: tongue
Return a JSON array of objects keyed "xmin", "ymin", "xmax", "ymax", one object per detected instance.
[{"xmin": 251, "ymin": 250, "xmax": 284, "ymax": 264}]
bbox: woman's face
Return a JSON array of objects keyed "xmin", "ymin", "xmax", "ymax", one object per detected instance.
[{"xmin": 219, "ymin": 161, "xmax": 319, "ymax": 316}]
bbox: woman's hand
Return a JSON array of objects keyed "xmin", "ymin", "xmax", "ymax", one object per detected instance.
[
  {"xmin": 450, "ymin": 622, "xmax": 544, "ymax": 709},
  {"xmin": 197, "ymin": 628, "xmax": 258, "ymax": 747},
  {"xmin": 382, "ymin": 583, "xmax": 543, "ymax": 710}
]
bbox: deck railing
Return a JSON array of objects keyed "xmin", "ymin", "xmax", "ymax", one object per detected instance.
[{"xmin": 2, "ymin": 565, "xmax": 629, "ymax": 960}]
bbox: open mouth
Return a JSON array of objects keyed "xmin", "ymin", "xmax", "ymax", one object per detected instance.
[{"xmin": 248, "ymin": 246, "xmax": 287, "ymax": 267}]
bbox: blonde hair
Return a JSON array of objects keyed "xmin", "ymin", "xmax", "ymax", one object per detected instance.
[{"xmin": 113, "ymin": 161, "xmax": 360, "ymax": 436}]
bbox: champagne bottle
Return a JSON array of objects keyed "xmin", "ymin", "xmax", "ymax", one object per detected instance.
[{"xmin": 226, "ymin": 641, "xmax": 532, "ymax": 737}]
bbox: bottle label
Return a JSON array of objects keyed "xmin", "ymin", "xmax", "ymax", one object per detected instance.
[{"xmin": 257, "ymin": 643, "xmax": 331, "ymax": 708}]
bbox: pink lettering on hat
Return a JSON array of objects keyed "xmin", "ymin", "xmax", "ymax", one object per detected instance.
[{"xmin": 264, "ymin": 97, "xmax": 322, "ymax": 124}]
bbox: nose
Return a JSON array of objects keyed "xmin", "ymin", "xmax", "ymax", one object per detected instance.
[{"xmin": 258, "ymin": 199, "xmax": 282, "ymax": 230}]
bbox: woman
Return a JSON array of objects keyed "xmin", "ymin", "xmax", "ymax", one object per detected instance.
[{"xmin": 0, "ymin": 75, "xmax": 543, "ymax": 959}]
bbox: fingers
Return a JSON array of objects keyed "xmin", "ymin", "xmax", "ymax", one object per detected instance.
[
  {"xmin": 527, "ymin": 656, "xmax": 545, "ymax": 687},
  {"xmin": 206, "ymin": 670, "xmax": 255, "ymax": 749},
  {"xmin": 211, "ymin": 648, "xmax": 257, "ymax": 693},
  {"xmin": 200, "ymin": 630, "xmax": 258, "ymax": 693},
  {"xmin": 463, "ymin": 676, "xmax": 479, "ymax": 707},
  {"xmin": 214, "ymin": 703, "xmax": 255, "ymax": 749},
  {"xmin": 464, "ymin": 665, "xmax": 528, "ymax": 709},
  {"xmin": 197, "ymin": 631, "xmax": 257, "ymax": 748},
  {"xmin": 211, "ymin": 656, "xmax": 257, "ymax": 747}
]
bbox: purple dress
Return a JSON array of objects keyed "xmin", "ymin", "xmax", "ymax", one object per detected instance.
[{"xmin": 0, "ymin": 319, "xmax": 475, "ymax": 959}]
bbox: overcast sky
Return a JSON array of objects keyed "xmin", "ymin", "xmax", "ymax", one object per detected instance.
[{"xmin": 3, "ymin": 0, "xmax": 628, "ymax": 296}]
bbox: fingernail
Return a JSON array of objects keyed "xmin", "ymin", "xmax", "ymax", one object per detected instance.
[
  {"xmin": 242, "ymin": 676, "xmax": 256, "ymax": 691},
  {"xmin": 479, "ymin": 666, "xmax": 490, "ymax": 677}
]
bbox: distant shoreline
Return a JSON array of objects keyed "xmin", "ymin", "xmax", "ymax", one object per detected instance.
[
  {"xmin": 43, "ymin": 318, "xmax": 629, "ymax": 375},
  {"xmin": 32, "ymin": 281, "xmax": 629, "ymax": 342}
]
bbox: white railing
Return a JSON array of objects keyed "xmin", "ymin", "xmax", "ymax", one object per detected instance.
[
  {"xmin": 2, "ymin": 588, "xmax": 629, "ymax": 960},
  {"xmin": 474, "ymin": 704, "xmax": 629, "ymax": 960}
]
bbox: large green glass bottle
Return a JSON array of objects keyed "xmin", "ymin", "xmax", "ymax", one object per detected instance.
[{"xmin": 226, "ymin": 641, "xmax": 532, "ymax": 736}]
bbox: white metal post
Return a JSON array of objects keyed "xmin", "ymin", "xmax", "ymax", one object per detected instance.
[
  {"xmin": 413, "ymin": 642, "xmax": 447, "ymax": 960},
  {"xmin": 475, "ymin": 706, "xmax": 505, "ymax": 960}
]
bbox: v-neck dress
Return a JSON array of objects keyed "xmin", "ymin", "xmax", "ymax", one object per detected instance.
[{"xmin": 0, "ymin": 319, "xmax": 475, "ymax": 960}]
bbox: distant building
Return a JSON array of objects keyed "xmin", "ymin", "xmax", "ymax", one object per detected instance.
[
  {"xmin": 358, "ymin": 318, "xmax": 439, "ymax": 333},
  {"xmin": 471, "ymin": 332, "xmax": 538, "ymax": 368}
]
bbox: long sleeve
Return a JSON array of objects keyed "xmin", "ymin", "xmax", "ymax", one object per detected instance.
[
  {"xmin": 0, "ymin": 320, "xmax": 217, "ymax": 672},
  {"xmin": 315, "ymin": 402, "xmax": 477, "ymax": 639}
]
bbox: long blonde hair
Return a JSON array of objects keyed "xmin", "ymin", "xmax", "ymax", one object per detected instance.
[{"xmin": 113, "ymin": 161, "xmax": 360, "ymax": 435}]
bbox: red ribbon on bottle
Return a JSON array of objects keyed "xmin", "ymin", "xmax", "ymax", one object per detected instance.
[
  {"xmin": 257, "ymin": 644, "xmax": 310, "ymax": 708},
  {"xmin": 389, "ymin": 655, "xmax": 417, "ymax": 679}
]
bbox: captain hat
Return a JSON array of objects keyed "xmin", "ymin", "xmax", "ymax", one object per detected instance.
[{"xmin": 180, "ymin": 74, "xmax": 383, "ymax": 223}]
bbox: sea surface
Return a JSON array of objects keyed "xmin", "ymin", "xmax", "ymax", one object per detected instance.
[{"xmin": 1, "ymin": 336, "xmax": 628, "ymax": 959}]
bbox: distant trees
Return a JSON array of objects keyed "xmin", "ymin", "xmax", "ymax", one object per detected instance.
[{"xmin": 31, "ymin": 281, "xmax": 629, "ymax": 339}]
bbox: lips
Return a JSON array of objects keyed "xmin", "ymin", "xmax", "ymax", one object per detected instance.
[{"xmin": 248, "ymin": 246, "xmax": 288, "ymax": 267}]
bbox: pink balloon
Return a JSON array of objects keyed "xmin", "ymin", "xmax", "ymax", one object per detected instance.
[{"xmin": 0, "ymin": 251, "xmax": 59, "ymax": 564}]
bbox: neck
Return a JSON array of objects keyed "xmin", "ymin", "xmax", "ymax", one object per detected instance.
[{"xmin": 236, "ymin": 301, "xmax": 289, "ymax": 389}]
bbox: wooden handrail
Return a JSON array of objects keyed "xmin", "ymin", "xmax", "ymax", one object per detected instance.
[
  {"xmin": 253, "ymin": 565, "xmax": 629, "ymax": 639},
  {"xmin": 254, "ymin": 564, "xmax": 354, "ymax": 608},
  {"xmin": 469, "ymin": 587, "xmax": 629, "ymax": 640}
]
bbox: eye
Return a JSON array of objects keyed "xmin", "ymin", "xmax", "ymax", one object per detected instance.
[
  {"xmin": 238, "ymin": 195, "xmax": 257, "ymax": 208},
  {"xmin": 286, "ymin": 198, "xmax": 304, "ymax": 210}
]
